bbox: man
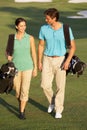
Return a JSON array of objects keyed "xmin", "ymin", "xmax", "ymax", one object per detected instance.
[{"xmin": 38, "ymin": 8, "xmax": 76, "ymax": 119}]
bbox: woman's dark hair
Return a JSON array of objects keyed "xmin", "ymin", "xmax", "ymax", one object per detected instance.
[
  {"xmin": 15, "ymin": 17, "xmax": 26, "ymax": 31},
  {"xmin": 44, "ymin": 8, "xmax": 59, "ymax": 21}
]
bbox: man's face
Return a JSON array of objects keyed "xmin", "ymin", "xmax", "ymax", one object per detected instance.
[{"xmin": 45, "ymin": 15, "xmax": 56, "ymax": 25}]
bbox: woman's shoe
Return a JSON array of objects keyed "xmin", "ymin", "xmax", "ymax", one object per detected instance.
[{"xmin": 19, "ymin": 112, "xmax": 26, "ymax": 120}]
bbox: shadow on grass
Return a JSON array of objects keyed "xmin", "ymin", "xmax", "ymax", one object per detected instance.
[
  {"xmin": 29, "ymin": 98, "xmax": 47, "ymax": 112},
  {"xmin": 0, "ymin": 97, "xmax": 19, "ymax": 117},
  {"xmin": 10, "ymin": 91, "xmax": 48, "ymax": 113},
  {"xmin": 0, "ymin": 6, "xmax": 87, "ymax": 39},
  {"xmin": 29, "ymin": 98, "xmax": 55, "ymax": 118},
  {"xmin": 11, "ymin": 91, "xmax": 55, "ymax": 117},
  {"xmin": 0, "ymin": 6, "xmax": 45, "ymax": 38}
]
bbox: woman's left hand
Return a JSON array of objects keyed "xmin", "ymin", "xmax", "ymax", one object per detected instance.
[{"xmin": 32, "ymin": 68, "xmax": 37, "ymax": 77}]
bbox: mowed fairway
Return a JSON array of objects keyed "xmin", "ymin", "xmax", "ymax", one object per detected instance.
[{"xmin": 0, "ymin": 0, "xmax": 87, "ymax": 130}]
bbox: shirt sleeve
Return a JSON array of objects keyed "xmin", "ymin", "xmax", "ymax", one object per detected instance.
[
  {"xmin": 69, "ymin": 27, "xmax": 74, "ymax": 40},
  {"xmin": 39, "ymin": 26, "xmax": 45, "ymax": 40}
]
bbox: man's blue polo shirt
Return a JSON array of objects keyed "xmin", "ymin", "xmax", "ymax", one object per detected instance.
[{"xmin": 39, "ymin": 24, "xmax": 74, "ymax": 56}]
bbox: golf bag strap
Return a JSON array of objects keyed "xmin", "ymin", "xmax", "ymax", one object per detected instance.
[
  {"xmin": 6, "ymin": 34, "xmax": 14, "ymax": 56},
  {"xmin": 63, "ymin": 24, "xmax": 71, "ymax": 49}
]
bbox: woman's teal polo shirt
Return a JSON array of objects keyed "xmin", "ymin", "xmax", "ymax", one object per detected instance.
[{"xmin": 12, "ymin": 33, "xmax": 33, "ymax": 71}]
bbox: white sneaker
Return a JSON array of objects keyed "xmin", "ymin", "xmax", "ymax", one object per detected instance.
[
  {"xmin": 47, "ymin": 104, "xmax": 54, "ymax": 113},
  {"xmin": 55, "ymin": 112, "xmax": 62, "ymax": 119}
]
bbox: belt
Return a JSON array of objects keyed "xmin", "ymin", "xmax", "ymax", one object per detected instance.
[{"xmin": 45, "ymin": 55, "xmax": 60, "ymax": 58}]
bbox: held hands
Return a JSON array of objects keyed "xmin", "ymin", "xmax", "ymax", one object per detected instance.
[
  {"xmin": 32, "ymin": 67, "xmax": 37, "ymax": 77},
  {"xmin": 38, "ymin": 62, "xmax": 43, "ymax": 71},
  {"xmin": 32, "ymin": 61, "xmax": 43, "ymax": 77}
]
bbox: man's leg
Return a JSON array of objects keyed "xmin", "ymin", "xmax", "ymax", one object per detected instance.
[
  {"xmin": 41, "ymin": 56, "xmax": 55, "ymax": 112},
  {"xmin": 55, "ymin": 64, "xmax": 66, "ymax": 118}
]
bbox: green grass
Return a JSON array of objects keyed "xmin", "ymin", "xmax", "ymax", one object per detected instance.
[{"xmin": 0, "ymin": 0, "xmax": 87, "ymax": 130}]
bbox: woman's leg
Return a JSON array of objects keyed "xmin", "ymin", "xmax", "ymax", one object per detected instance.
[{"xmin": 19, "ymin": 70, "xmax": 32, "ymax": 119}]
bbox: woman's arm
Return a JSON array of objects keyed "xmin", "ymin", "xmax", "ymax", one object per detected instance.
[{"xmin": 30, "ymin": 35, "xmax": 37, "ymax": 77}]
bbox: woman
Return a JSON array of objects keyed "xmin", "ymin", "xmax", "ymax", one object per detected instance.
[{"xmin": 6, "ymin": 17, "xmax": 37, "ymax": 119}]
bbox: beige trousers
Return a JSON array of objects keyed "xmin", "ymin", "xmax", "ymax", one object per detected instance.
[
  {"xmin": 41, "ymin": 55, "xmax": 66, "ymax": 113},
  {"xmin": 13, "ymin": 70, "xmax": 32, "ymax": 101}
]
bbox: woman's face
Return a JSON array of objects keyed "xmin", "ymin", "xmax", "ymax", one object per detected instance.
[{"xmin": 16, "ymin": 21, "xmax": 26, "ymax": 33}]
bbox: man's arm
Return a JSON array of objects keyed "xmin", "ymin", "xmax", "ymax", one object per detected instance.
[
  {"xmin": 38, "ymin": 39, "xmax": 45, "ymax": 71},
  {"xmin": 63, "ymin": 39, "xmax": 76, "ymax": 70}
]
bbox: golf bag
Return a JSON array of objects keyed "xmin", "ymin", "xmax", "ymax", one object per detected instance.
[
  {"xmin": 0, "ymin": 62, "xmax": 17, "ymax": 94},
  {"xmin": 64, "ymin": 53, "xmax": 86, "ymax": 77},
  {"xmin": 63, "ymin": 24, "xmax": 86, "ymax": 77}
]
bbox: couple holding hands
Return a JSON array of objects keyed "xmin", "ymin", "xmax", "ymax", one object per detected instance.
[{"xmin": 6, "ymin": 8, "xmax": 76, "ymax": 120}]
